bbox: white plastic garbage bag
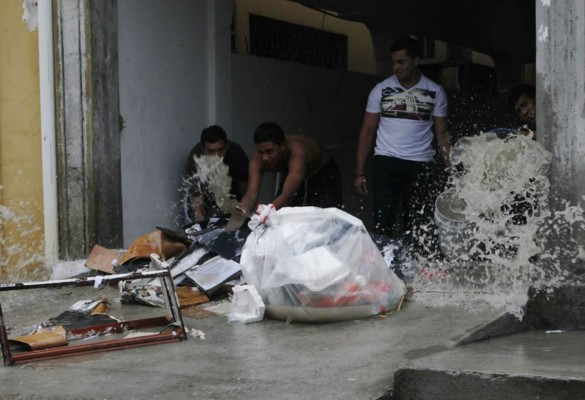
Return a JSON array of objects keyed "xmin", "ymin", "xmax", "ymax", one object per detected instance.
[
  {"xmin": 240, "ymin": 207, "xmax": 407, "ymax": 322},
  {"xmin": 229, "ymin": 285, "xmax": 265, "ymax": 324}
]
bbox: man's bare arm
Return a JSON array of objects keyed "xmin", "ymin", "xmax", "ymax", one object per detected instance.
[
  {"xmin": 354, "ymin": 112, "xmax": 379, "ymax": 195},
  {"xmin": 433, "ymin": 116, "xmax": 451, "ymax": 170},
  {"xmin": 239, "ymin": 156, "xmax": 263, "ymax": 213}
]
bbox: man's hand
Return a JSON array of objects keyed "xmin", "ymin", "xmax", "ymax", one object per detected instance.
[
  {"xmin": 224, "ymin": 204, "xmax": 252, "ymax": 232},
  {"xmin": 354, "ymin": 176, "xmax": 368, "ymax": 196},
  {"xmin": 248, "ymin": 204, "xmax": 276, "ymax": 230}
]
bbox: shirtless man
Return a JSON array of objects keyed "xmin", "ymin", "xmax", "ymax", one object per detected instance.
[{"xmin": 239, "ymin": 122, "xmax": 342, "ymax": 214}]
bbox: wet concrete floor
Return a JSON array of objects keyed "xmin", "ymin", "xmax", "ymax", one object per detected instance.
[
  {"xmin": 0, "ymin": 284, "xmax": 504, "ymax": 400},
  {"xmin": 393, "ymin": 330, "xmax": 585, "ymax": 400},
  {"xmin": 2, "ymin": 282, "xmax": 585, "ymax": 399}
]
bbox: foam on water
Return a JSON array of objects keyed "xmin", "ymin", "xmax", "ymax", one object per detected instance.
[{"xmin": 408, "ymin": 132, "xmax": 585, "ymax": 316}]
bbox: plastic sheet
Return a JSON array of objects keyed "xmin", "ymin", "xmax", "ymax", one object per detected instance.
[{"xmin": 240, "ymin": 207, "xmax": 407, "ymax": 322}]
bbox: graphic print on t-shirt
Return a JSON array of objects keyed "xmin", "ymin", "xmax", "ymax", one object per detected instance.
[{"xmin": 380, "ymin": 87, "xmax": 437, "ymax": 121}]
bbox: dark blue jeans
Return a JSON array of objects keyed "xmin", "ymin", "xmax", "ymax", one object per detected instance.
[{"xmin": 373, "ymin": 155, "xmax": 431, "ymax": 239}]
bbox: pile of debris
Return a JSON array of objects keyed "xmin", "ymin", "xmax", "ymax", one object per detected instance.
[
  {"xmin": 85, "ymin": 219, "xmax": 251, "ymax": 307},
  {"xmin": 1, "ymin": 209, "xmax": 407, "ymax": 366},
  {"xmin": 0, "ymin": 219, "xmax": 250, "ymax": 366}
]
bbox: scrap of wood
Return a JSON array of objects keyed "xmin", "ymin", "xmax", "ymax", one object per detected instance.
[
  {"xmin": 397, "ymin": 295, "xmax": 405, "ymax": 311},
  {"xmin": 175, "ymin": 286, "xmax": 209, "ymax": 309}
]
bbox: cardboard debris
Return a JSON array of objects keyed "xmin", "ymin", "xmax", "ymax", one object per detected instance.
[
  {"xmin": 85, "ymin": 245, "xmax": 121, "ymax": 274},
  {"xmin": 118, "ymin": 230, "xmax": 187, "ymax": 266},
  {"xmin": 83, "ymin": 223, "xmax": 247, "ymax": 313},
  {"xmin": 9, "ymin": 326, "xmax": 68, "ymax": 351},
  {"xmin": 91, "ymin": 302, "xmax": 108, "ymax": 315},
  {"xmin": 175, "ymin": 286, "xmax": 209, "ymax": 308}
]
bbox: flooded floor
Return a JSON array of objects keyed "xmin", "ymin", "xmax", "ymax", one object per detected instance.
[{"xmin": 0, "ymin": 284, "xmax": 508, "ymax": 400}]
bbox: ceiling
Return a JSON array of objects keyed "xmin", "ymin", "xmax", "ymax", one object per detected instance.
[{"xmin": 288, "ymin": 0, "xmax": 536, "ymax": 90}]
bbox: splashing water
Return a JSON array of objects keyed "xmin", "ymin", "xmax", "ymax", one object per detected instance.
[
  {"xmin": 180, "ymin": 155, "xmax": 237, "ymax": 222},
  {"xmin": 408, "ymin": 132, "xmax": 585, "ymax": 315}
]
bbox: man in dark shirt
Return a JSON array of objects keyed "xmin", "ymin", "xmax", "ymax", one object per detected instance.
[
  {"xmin": 185, "ymin": 125, "xmax": 249, "ymax": 224},
  {"xmin": 509, "ymin": 84, "xmax": 536, "ymax": 137}
]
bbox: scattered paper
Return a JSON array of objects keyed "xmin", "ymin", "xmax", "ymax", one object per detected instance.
[
  {"xmin": 184, "ymin": 256, "xmax": 241, "ymax": 294},
  {"xmin": 187, "ymin": 327, "xmax": 206, "ymax": 340}
]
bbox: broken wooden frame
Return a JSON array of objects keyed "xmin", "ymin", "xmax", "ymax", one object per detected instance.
[{"xmin": 0, "ymin": 269, "xmax": 187, "ymax": 366}]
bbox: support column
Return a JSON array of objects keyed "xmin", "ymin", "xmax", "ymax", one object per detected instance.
[{"xmin": 536, "ymin": 1, "xmax": 585, "ymax": 207}]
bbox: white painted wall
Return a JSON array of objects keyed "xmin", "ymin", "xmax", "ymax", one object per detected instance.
[{"xmin": 118, "ymin": 0, "xmax": 233, "ymax": 245}]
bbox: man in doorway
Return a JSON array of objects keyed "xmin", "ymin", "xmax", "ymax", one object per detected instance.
[
  {"xmin": 353, "ymin": 36, "xmax": 451, "ymax": 240},
  {"xmin": 238, "ymin": 122, "xmax": 342, "ymax": 216},
  {"xmin": 185, "ymin": 125, "xmax": 249, "ymax": 224},
  {"xmin": 505, "ymin": 84, "xmax": 539, "ymax": 225},
  {"xmin": 510, "ymin": 84, "xmax": 536, "ymax": 137}
]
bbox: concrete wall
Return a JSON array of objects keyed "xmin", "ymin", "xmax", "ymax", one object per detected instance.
[
  {"xmin": 0, "ymin": 2, "xmax": 45, "ymax": 280},
  {"xmin": 117, "ymin": 0, "xmax": 384, "ymax": 237},
  {"xmin": 118, "ymin": 0, "xmax": 233, "ymax": 245},
  {"xmin": 537, "ymin": 2, "xmax": 585, "ymax": 208},
  {"xmin": 231, "ymin": 53, "xmax": 381, "ymax": 226}
]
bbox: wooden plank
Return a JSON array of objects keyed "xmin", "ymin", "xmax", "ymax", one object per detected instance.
[
  {"xmin": 53, "ymin": 0, "xmax": 123, "ymax": 259},
  {"xmin": 54, "ymin": 0, "xmax": 90, "ymax": 259},
  {"xmin": 89, "ymin": 0, "xmax": 123, "ymax": 250}
]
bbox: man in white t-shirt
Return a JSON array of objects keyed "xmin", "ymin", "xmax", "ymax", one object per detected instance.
[{"xmin": 354, "ymin": 36, "xmax": 452, "ymax": 240}]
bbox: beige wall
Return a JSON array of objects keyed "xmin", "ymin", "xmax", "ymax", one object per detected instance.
[
  {"xmin": 0, "ymin": 2, "xmax": 45, "ymax": 280},
  {"xmin": 235, "ymin": 0, "xmax": 377, "ymax": 75}
]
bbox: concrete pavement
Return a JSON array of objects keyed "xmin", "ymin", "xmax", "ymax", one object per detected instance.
[
  {"xmin": 0, "ymin": 284, "xmax": 500, "ymax": 400},
  {"xmin": 2, "ymin": 282, "xmax": 585, "ymax": 399}
]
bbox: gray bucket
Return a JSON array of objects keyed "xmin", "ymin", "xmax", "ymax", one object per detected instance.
[{"xmin": 434, "ymin": 188, "xmax": 472, "ymax": 259}]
